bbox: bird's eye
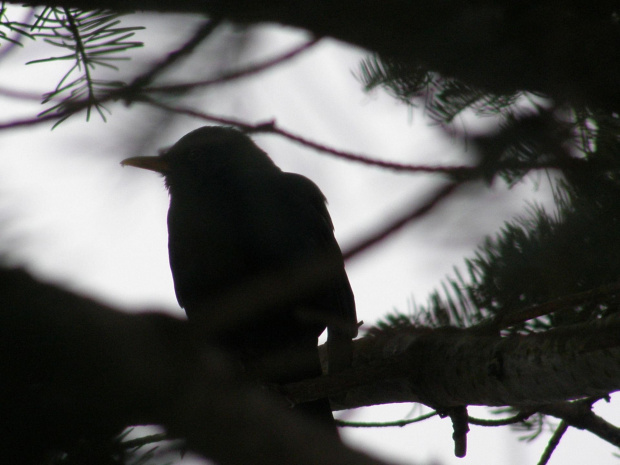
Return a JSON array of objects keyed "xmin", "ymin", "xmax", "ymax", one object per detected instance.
[{"xmin": 188, "ymin": 149, "xmax": 200, "ymax": 160}]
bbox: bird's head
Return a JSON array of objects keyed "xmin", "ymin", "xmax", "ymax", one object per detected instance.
[{"xmin": 121, "ymin": 126, "xmax": 277, "ymax": 192}]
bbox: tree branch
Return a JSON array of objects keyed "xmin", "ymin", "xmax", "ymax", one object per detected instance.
[
  {"xmin": 23, "ymin": 0, "xmax": 620, "ymax": 112},
  {"xmin": 0, "ymin": 267, "xmax": 393, "ymax": 465},
  {"xmin": 291, "ymin": 316, "xmax": 620, "ymax": 410},
  {"xmin": 145, "ymin": 37, "xmax": 321, "ymax": 94},
  {"xmin": 541, "ymin": 399, "xmax": 620, "ymax": 448}
]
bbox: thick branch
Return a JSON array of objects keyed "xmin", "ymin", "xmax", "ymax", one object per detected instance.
[
  {"xmin": 300, "ymin": 319, "xmax": 620, "ymax": 410},
  {"xmin": 25, "ymin": 0, "xmax": 620, "ymax": 112},
  {"xmin": 0, "ymin": 268, "xmax": 392, "ymax": 465}
]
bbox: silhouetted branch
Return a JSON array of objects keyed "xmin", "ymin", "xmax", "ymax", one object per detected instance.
[
  {"xmin": 342, "ymin": 182, "xmax": 460, "ymax": 260},
  {"xmin": 290, "ymin": 315, "xmax": 620, "ymax": 409},
  {"xmin": 537, "ymin": 420, "xmax": 568, "ymax": 465},
  {"xmin": 27, "ymin": 0, "xmax": 620, "ymax": 112},
  {"xmin": 541, "ymin": 399, "xmax": 620, "ymax": 448},
  {"xmin": 336, "ymin": 411, "xmax": 437, "ymax": 428},
  {"xmin": 0, "ymin": 267, "xmax": 394, "ymax": 465},
  {"xmin": 0, "ymin": 109, "xmax": 71, "ymax": 129},
  {"xmin": 145, "ymin": 37, "xmax": 321, "ymax": 94},
  {"xmin": 468, "ymin": 410, "xmax": 534, "ymax": 427},
  {"xmin": 125, "ymin": 19, "xmax": 220, "ymax": 91},
  {"xmin": 141, "ymin": 99, "xmax": 474, "ymax": 173}
]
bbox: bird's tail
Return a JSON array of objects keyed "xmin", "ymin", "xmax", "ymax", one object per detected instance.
[
  {"xmin": 259, "ymin": 337, "xmax": 338, "ymax": 435},
  {"xmin": 292, "ymin": 344, "xmax": 338, "ymax": 436}
]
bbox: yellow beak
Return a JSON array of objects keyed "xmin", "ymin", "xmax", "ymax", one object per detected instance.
[{"xmin": 120, "ymin": 156, "xmax": 170, "ymax": 174}]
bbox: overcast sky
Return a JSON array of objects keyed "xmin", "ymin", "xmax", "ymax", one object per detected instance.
[{"xmin": 1, "ymin": 11, "xmax": 618, "ymax": 465}]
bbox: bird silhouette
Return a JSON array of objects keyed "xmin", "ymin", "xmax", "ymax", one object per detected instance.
[{"xmin": 122, "ymin": 126, "xmax": 357, "ymax": 431}]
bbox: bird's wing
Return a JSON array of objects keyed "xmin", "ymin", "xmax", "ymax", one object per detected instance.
[
  {"xmin": 277, "ymin": 172, "xmax": 334, "ymax": 230},
  {"xmin": 278, "ymin": 173, "xmax": 358, "ymax": 373}
]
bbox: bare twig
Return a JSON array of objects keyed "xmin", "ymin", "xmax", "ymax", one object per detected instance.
[
  {"xmin": 537, "ymin": 420, "xmax": 568, "ymax": 465},
  {"xmin": 0, "ymin": 26, "xmax": 317, "ymax": 130},
  {"xmin": 0, "ymin": 110, "xmax": 69, "ymax": 129},
  {"xmin": 139, "ymin": 98, "xmax": 479, "ymax": 174},
  {"xmin": 336, "ymin": 411, "xmax": 437, "ymax": 428},
  {"xmin": 541, "ymin": 398, "xmax": 620, "ymax": 448},
  {"xmin": 126, "ymin": 19, "xmax": 220, "ymax": 91},
  {"xmin": 250, "ymin": 121, "xmax": 474, "ymax": 173},
  {"xmin": 141, "ymin": 99, "xmax": 575, "ymax": 177},
  {"xmin": 146, "ymin": 38, "xmax": 321, "ymax": 93},
  {"xmin": 342, "ymin": 182, "xmax": 460, "ymax": 260},
  {"xmin": 468, "ymin": 410, "xmax": 534, "ymax": 427},
  {"xmin": 0, "ymin": 86, "xmax": 51, "ymax": 101}
]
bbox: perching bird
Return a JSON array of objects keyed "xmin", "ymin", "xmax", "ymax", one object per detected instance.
[{"xmin": 122, "ymin": 126, "xmax": 357, "ymax": 430}]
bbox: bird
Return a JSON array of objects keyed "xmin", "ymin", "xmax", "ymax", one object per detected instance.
[{"xmin": 121, "ymin": 126, "xmax": 357, "ymax": 431}]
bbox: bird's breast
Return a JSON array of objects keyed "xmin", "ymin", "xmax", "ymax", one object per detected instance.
[{"xmin": 167, "ymin": 182, "xmax": 305, "ymax": 306}]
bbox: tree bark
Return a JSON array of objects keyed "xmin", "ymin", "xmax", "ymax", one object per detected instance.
[{"xmin": 305, "ymin": 320, "xmax": 620, "ymax": 410}]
